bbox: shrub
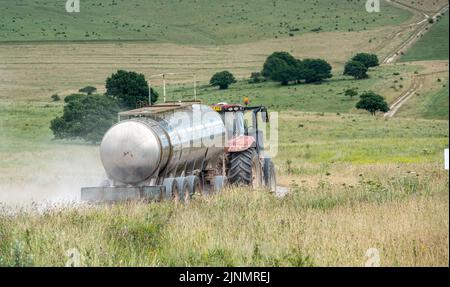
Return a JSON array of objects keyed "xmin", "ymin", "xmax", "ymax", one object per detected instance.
[
  {"xmin": 51, "ymin": 94, "xmax": 61, "ymax": 102},
  {"xmin": 78, "ymin": 86, "xmax": 97, "ymax": 95},
  {"xmin": 210, "ymin": 71, "xmax": 236, "ymax": 90},
  {"xmin": 344, "ymin": 88, "xmax": 358, "ymax": 99},
  {"xmin": 299, "ymin": 59, "xmax": 333, "ymax": 83},
  {"xmin": 50, "ymin": 94, "xmax": 120, "ymax": 143},
  {"xmin": 344, "ymin": 60, "xmax": 369, "ymax": 79},
  {"xmin": 249, "ymin": 72, "xmax": 265, "ymax": 84},
  {"xmin": 262, "ymin": 52, "xmax": 332, "ymax": 85},
  {"xmin": 262, "ymin": 51, "xmax": 298, "ymax": 79},
  {"xmin": 351, "ymin": 53, "xmax": 379, "ymax": 68}
]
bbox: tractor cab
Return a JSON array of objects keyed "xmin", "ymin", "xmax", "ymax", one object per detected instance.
[
  {"xmin": 211, "ymin": 102, "xmax": 269, "ymax": 153},
  {"xmin": 211, "ymin": 100, "xmax": 275, "ymax": 191}
]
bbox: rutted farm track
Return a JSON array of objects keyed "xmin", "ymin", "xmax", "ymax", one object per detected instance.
[
  {"xmin": 384, "ymin": 75, "xmax": 424, "ymax": 118},
  {"xmin": 383, "ymin": 0, "xmax": 449, "ymax": 64},
  {"xmin": 381, "ymin": 0, "xmax": 449, "ymax": 117}
]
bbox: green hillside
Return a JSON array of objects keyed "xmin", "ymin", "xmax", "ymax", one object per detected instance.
[
  {"xmin": 400, "ymin": 13, "xmax": 449, "ymax": 62},
  {"xmin": 0, "ymin": 0, "xmax": 411, "ymax": 44},
  {"xmin": 398, "ymin": 81, "xmax": 449, "ymax": 120},
  {"xmin": 422, "ymin": 82, "xmax": 449, "ymax": 119}
]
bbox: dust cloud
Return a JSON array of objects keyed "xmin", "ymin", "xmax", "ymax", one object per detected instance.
[{"xmin": 0, "ymin": 145, "xmax": 106, "ymax": 209}]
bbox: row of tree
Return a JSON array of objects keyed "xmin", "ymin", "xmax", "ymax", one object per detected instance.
[
  {"xmin": 208, "ymin": 52, "xmax": 380, "ymax": 90},
  {"xmin": 344, "ymin": 53, "xmax": 379, "ymax": 79},
  {"xmin": 262, "ymin": 52, "xmax": 332, "ymax": 85},
  {"xmin": 51, "ymin": 51, "xmax": 385, "ymax": 143}
]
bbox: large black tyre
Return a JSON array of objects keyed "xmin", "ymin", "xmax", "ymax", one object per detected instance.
[
  {"xmin": 186, "ymin": 175, "xmax": 203, "ymax": 197},
  {"xmin": 229, "ymin": 148, "xmax": 263, "ymax": 188},
  {"xmin": 263, "ymin": 158, "xmax": 277, "ymax": 193},
  {"xmin": 175, "ymin": 177, "xmax": 190, "ymax": 204},
  {"xmin": 163, "ymin": 178, "xmax": 178, "ymax": 201}
]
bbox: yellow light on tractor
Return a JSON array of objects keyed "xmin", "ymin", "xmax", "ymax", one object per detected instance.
[{"xmin": 243, "ymin": 97, "xmax": 250, "ymax": 106}]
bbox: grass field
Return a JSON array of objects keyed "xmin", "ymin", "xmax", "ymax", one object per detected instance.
[
  {"xmin": 395, "ymin": 0, "xmax": 448, "ymax": 13},
  {"xmin": 0, "ymin": 0, "xmax": 448, "ymax": 267},
  {"xmin": 397, "ymin": 78, "xmax": 449, "ymax": 119},
  {"xmin": 0, "ymin": 25, "xmax": 420, "ymax": 102},
  {"xmin": 0, "ymin": 111, "xmax": 448, "ymax": 266},
  {"xmin": 163, "ymin": 64, "xmax": 418, "ymax": 113},
  {"xmin": 400, "ymin": 13, "xmax": 449, "ymax": 62},
  {"xmin": 0, "ymin": 0, "xmax": 412, "ymax": 44}
]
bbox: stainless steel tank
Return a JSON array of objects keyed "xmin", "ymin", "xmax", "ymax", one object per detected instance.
[{"xmin": 100, "ymin": 104, "xmax": 226, "ymax": 185}]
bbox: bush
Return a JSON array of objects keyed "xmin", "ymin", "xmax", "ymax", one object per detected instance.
[
  {"xmin": 262, "ymin": 52, "xmax": 333, "ymax": 85},
  {"xmin": 79, "ymin": 86, "xmax": 97, "ymax": 95},
  {"xmin": 210, "ymin": 71, "xmax": 236, "ymax": 90},
  {"xmin": 344, "ymin": 60, "xmax": 369, "ymax": 79},
  {"xmin": 262, "ymin": 51, "xmax": 298, "ymax": 79},
  {"xmin": 351, "ymin": 53, "xmax": 379, "ymax": 68},
  {"xmin": 64, "ymin": 93, "xmax": 85, "ymax": 103},
  {"xmin": 249, "ymin": 72, "xmax": 265, "ymax": 84},
  {"xmin": 299, "ymin": 59, "xmax": 332, "ymax": 83},
  {"xmin": 344, "ymin": 88, "xmax": 358, "ymax": 99},
  {"xmin": 106, "ymin": 70, "xmax": 158, "ymax": 108},
  {"xmin": 50, "ymin": 94, "xmax": 61, "ymax": 102},
  {"xmin": 356, "ymin": 91, "xmax": 390, "ymax": 116},
  {"xmin": 50, "ymin": 94, "xmax": 120, "ymax": 143}
]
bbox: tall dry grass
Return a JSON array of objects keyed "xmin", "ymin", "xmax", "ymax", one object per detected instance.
[{"xmin": 1, "ymin": 163, "xmax": 447, "ymax": 267}]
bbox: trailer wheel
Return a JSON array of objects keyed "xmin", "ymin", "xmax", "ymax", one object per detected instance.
[
  {"xmin": 213, "ymin": 176, "xmax": 228, "ymax": 193},
  {"xmin": 229, "ymin": 148, "xmax": 263, "ymax": 188},
  {"xmin": 175, "ymin": 177, "xmax": 190, "ymax": 204},
  {"xmin": 163, "ymin": 178, "xmax": 177, "ymax": 200},
  {"xmin": 264, "ymin": 158, "xmax": 277, "ymax": 193},
  {"xmin": 186, "ymin": 175, "xmax": 202, "ymax": 196}
]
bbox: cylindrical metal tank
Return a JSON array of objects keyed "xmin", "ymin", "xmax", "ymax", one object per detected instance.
[{"xmin": 100, "ymin": 104, "xmax": 226, "ymax": 185}]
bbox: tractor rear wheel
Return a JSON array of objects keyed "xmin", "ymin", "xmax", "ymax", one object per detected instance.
[{"xmin": 229, "ymin": 148, "xmax": 263, "ymax": 188}]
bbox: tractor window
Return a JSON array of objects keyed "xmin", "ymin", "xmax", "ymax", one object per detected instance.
[{"xmin": 223, "ymin": 111, "xmax": 245, "ymax": 139}]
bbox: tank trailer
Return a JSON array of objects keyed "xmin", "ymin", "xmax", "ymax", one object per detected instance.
[{"xmin": 81, "ymin": 101, "xmax": 276, "ymax": 203}]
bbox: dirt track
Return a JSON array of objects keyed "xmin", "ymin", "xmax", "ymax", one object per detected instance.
[
  {"xmin": 383, "ymin": 1, "xmax": 449, "ymax": 64},
  {"xmin": 384, "ymin": 76, "xmax": 424, "ymax": 117},
  {"xmin": 382, "ymin": 0, "xmax": 449, "ymax": 117}
]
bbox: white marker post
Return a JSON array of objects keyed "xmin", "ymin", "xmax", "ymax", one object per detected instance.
[{"xmin": 445, "ymin": 149, "xmax": 449, "ymax": 170}]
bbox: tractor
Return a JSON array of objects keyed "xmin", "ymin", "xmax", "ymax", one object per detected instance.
[{"xmin": 81, "ymin": 100, "xmax": 276, "ymax": 203}]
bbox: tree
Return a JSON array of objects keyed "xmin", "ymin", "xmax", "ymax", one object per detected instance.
[
  {"xmin": 351, "ymin": 53, "xmax": 379, "ymax": 68},
  {"xmin": 267, "ymin": 59, "xmax": 301, "ymax": 85},
  {"xmin": 210, "ymin": 71, "xmax": 236, "ymax": 90},
  {"xmin": 106, "ymin": 70, "xmax": 158, "ymax": 108},
  {"xmin": 299, "ymin": 59, "xmax": 333, "ymax": 83},
  {"xmin": 262, "ymin": 56, "xmax": 293, "ymax": 85},
  {"xmin": 79, "ymin": 86, "xmax": 97, "ymax": 95},
  {"xmin": 262, "ymin": 51, "xmax": 298, "ymax": 79},
  {"xmin": 249, "ymin": 72, "xmax": 265, "ymax": 84},
  {"xmin": 50, "ymin": 94, "xmax": 120, "ymax": 143},
  {"xmin": 356, "ymin": 91, "xmax": 389, "ymax": 116},
  {"xmin": 344, "ymin": 88, "xmax": 358, "ymax": 99},
  {"xmin": 344, "ymin": 60, "xmax": 369, "ymax": 79}
]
